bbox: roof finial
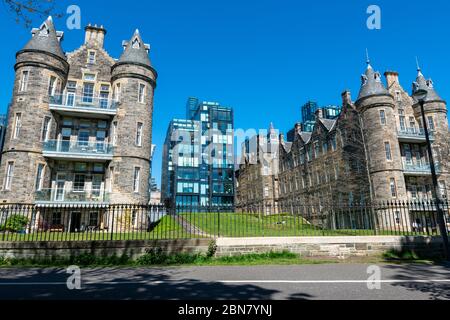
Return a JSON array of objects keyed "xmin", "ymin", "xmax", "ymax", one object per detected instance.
[
  {"xmin": 365, "ymin": 48, "xmax": 371, "ymax": 65},
  {"xmin": 47, "ymin": 16, "xmax": 53, "ymax": 22},
  {"xmin": 416, "ymin": 57, "xmax": 424, "ymax": 77}
]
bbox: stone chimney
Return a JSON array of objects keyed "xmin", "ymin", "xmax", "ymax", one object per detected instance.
[
  {"xmin": 315, "ymin": 108, "xmax": 324, "ymax": 119},
  {"xmin": 85, "ymin": 24, "xmax": 107, "ymax": 48},
  {"xmin": 341, "ymin": 90, "xmax": 352, "ymax": 106},
  {"xmin": 384, "ymin": 71, "xmax": 399, "ymax": 88}
]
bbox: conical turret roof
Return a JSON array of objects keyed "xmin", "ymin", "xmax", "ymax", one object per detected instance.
[
  {"xmin": 412, "ymin": 68, "xmax": 443, "ymax": 102},
  {"xmin": 22, "ymin": 16, "xmax": 65, "ymax": 59},
  {"xmin": 357, "ymin": 61, "xmax": 389, "ymax": 101},
  {"xmin": 118, "ymin": 29, "xmax": 152, "ymax": 67}
]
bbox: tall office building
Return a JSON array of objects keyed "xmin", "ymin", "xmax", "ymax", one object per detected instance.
[{"xmin": 162, "ymin": 98, "xmax": 234, "ymax": 209}]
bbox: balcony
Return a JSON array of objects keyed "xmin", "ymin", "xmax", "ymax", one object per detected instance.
[
  {"xmin": 43, "ymin": 140, "xmax": 114, "ymax": 162},
  {"xmin": 397, "ymin": 128, "xmax": 435, "ymax": 143},
  {"xmin": 49, "ymin": 95, "xmax": 118, "ymax": 119},
  {"xmin": 403, "ymin": 161, "xmax": 440, "ymax": 176},
  {"xmin": 35, "ymin": 188, "xmax": 110, "ymax": 205}
]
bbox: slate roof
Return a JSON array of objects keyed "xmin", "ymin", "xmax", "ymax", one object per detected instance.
[
  {"xmin": 412, "ymin": 69, "xmax": 444, "ymax": 103},
  {"xmin": 118, "ymin": 29, "xmax": 152, "ymax": 67},
  {"xmin": 22, "ymin": 16, "xmax": 65, "ymax": 60},
  {"xmin": 357, "ymin": 63, "xmax": 389, "ymax": 101}
]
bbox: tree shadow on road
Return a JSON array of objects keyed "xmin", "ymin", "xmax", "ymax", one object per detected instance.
[
  {"xmin": 383, "ymin": 262, "xmax": 450, "ymax": 300},
  {"xmin": 0, "ymin": 267, "xmax": 314, "ymax": 300}
]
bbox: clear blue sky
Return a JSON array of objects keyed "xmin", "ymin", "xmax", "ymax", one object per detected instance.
[{"xmin": 0, "ymin": 0, "xmax": 449, "ymax": 188}]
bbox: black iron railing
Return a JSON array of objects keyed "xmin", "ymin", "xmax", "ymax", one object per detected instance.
[{"xmin": 0, "ymin": 201, "xmax": 448, "ymax": 242}]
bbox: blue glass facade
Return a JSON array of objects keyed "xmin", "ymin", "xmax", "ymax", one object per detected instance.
[{"xmin": 162, "ymin": 98, "xmax": 235, "ymax": 209}]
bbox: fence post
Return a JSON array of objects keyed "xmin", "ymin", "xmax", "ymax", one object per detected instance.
[{"xmin": 110, "ymin": 206, "xmax": 115, "ymax": 241}]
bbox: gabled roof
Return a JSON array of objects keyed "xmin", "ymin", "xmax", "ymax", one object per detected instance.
[
  {"xmin": 299, "ymin": 132, "xmax": 312, "ymax": 144},
  {"xmin": 118, "ymin": 29, "xmax": 152, "ymax": 67},
  {"xmin": 22, "ymin": 16, "xmax": 66, "ymax": 60},
  {"xmin": 319, "ymin": 118, "xmax": 336, "ymax": 132}
]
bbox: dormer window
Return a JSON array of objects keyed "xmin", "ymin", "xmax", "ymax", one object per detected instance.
[
  {"xmin": 87, "ymin": 51, "xmax": 96, "ymax": 64},
  {"xmin": 38, "ymin": 23, "xmax": 49, "ymax": 37},
  {"xmin": 132, "ymin": 38, "xmax": 140, "ymax": 49}
]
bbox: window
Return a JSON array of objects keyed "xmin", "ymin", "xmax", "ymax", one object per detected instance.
[
  {"xmin": 12, "ymin": 113, "xmax": 22, "ymax": 139},
  {"xmin": 399, "ymin": 110, "xmax": 406, "ymax": 131},
  {"xmin": 407, "ymin": 117, "xmax": 415, "ymax": 131},
  {"xmin": 82, "ymin": 83, "xmax": 94, "ymax": 103},
  {"xmin": 73, "ymin": 174, "xmax": 86, "ymax": 192},
  {"xmin": 385, "ymin": 142, "xmax": 392, "ymax": 161},
  {"xmin": 427, "ymin": 116, "xmax": 435, "ymax": 131},
  {"xmin": 19, "ymin": 71, "xmax": 29, "ymax": 92},
  {"xmin": 331, "ymin": 136, "xmax": 337, "ymax": 151},
  {"xmin": 89, "ymin": 212, "xmax": 99, "ymax": 226},
  {"xmin": 48, "ymin": 76, "xmax": 57, "ymax": 96},
  {"xmin": 112, "ymin": 121, "xmax": 118, "ymax": 146},
  {"xmin": 379, "ymin": 110, "xmax": 386, "ymax": 126},
  {"xmin": 74, "ymin": 162, "xmax": 87, "ymax": 172},
  {"xmin": 87, "ymin": 51, "xmax": 96, "ymax": 64},
  {"xmin": 109, "ymin": 167, "xmax": 115, "ymax": 192},
  {"xmin": 113, "ymin": 83, "xmax": 121, "ymax": 102},
  {"xmin": 264, "ymin": 185, "xmax": 269, "ymax": 197},
  {"xmin": 4, "ymin": 162, "xmax": 14, "ymax": 190},
  {"xmin": 138, "ymin": 84, "xmax": 146, "ymax": 103},
  {"xmin": 83, "ymin": 73, "xmax": 96, "ymax": 81},
  {"xmin": 52, "ymin": 212, "xmax": 62, "ymax": 226},
  {"xmin": 439, "ymin": 180, "xmax": 447, "ymax": 199},
  {"xmin": 41, "ymin": 117, "xmax": 51, "ymax": 142},
  {"xmin": 133, "ymin": 167, "xmax": 141, "ymax": 193},
  {"xmin": 136, "ymin": 122, "xmax": 143, "ymax": 146},
  {"xmin": 35, "ymin": 164, "xmax": 45, "ymax": 191},
  {"xmin": 99, "ymin": 85, "xmax": 110, "ymax": 109},
  {"xmin": 390, "ymin": 178, "xmax": 397, "ymax": 198},
  {"xmin": 395, "ymin": 91, "xmax": 402, "ymax": 102}
]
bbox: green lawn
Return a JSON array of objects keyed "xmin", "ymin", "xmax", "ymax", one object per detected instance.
[
  {"xmin": 1, "ymin": 215, "xmax": 199, "ymax": 242},
  {"xmin": 1, "ymin": 213, "xmax": 438, "ymax": 242},
  {"xmin": 181, "ymin": 213, "xmax": 438, "ymax": 237}
]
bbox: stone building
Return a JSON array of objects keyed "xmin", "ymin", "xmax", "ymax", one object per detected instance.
[
  {"xmin": 238, "ymin": 60, "xmax": 450, "ymax": 229},
  {"xmin": 236, "ymin": 124, "xmax": 280, "ymax": 214},
  {"xmin": 0, "ymin": 17, "xmax": 157, "ymax": 232}
]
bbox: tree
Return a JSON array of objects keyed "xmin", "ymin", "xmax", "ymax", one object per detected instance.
[{"xmin": 2, "ymin": 0, "xmax": 62, "ymax": 27}]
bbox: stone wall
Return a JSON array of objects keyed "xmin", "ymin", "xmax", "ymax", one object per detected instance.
[
  {"xmin": 0, "ymin": 239, "xmax": 210, "ymax": 260},
  {"xmin": 215, "ymin": 236, "xmax": 443, "ymax": 259},
  {"xmin": 0, "ymin": 236, "xmax": 443, "ymax": 261}
]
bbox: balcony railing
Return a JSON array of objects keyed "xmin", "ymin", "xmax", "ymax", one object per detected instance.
[
  {"xmin": 49, "ymin": 95, "xmax": 118, "ymax": 114},
  {"xmin": 43, "ymin": 140, "xmax": 114, "ymax": 160},
  {"xmin": 403, "ymin": 161, "xmax": 440, "ymax": 175},
  {"xmin": 397, "ymin": 128, "xmax": 435, "ymax": 141},
  {"xmin": 35, "ymin": 188, "xmax": 110, "ymax": 204}
]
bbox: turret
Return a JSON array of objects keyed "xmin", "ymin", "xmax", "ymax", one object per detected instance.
[
  {"xmin": 110, "ymin": 30, "xmax": 157, "ymax": 204},
  {"xmin": 0, "ymin": 17, "xmax": 68, "ymax": 202},
  {"xmin": 412, "ymin": 67, "xmax": 448, "ymax": 132},
  {"xmin": 355, "ymin": 58, "xmax": 406, "ymax": 202}
]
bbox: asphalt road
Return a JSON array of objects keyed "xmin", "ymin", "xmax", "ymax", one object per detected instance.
[{"xmin": 0, "ymin": 263, "xmax": 449, "ymax": 300}]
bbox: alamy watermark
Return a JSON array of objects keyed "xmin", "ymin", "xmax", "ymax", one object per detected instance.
[
  {"xmin": 367, "ymin": 265, "xmax": 382, "ymax": 290},
  {"xmin": 66, "ymin": 265, "xmax": 82, "ymax": 290},
  {"xmin": 367, "ymin": 5, "xmax": 381, "ymax": 30}
]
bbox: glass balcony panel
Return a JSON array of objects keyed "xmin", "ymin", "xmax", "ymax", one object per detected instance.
[
  {"xmin": 43, "ymin": 140, "xmax": 114, "ymax": 156},
  {"xmin": 49, "ymin": 95, "xmax": 118, "ymax": 112},
  {"xmin": 35, "ymin": 189, "xmax": 110, "ymax": 203}
]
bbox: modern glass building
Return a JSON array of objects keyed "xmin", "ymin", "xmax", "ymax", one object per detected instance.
[
  {"xmin": 287, "ymin": 101, "xmax": 341, "ymax": 140},
  {"xmin": 162, "ymin": 98, "xmax": 234, "ymax": 210}
]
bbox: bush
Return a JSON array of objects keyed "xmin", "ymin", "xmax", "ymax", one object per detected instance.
[
  {"xmin": 136, "ymin": 248, "xmax": 202, "ymax": 266},
  {"xmin": 2, "ymin": 215, "xmax": 29, "ymax": 233}
]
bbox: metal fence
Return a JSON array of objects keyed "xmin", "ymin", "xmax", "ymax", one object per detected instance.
[{"xmin": 0, "ymin": 201, "xmax": 449, "ymax": 242}]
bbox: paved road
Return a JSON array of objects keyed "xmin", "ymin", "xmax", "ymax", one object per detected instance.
[{"xmin": 0, "ymin": 263, "xmax": 449, "ymax": 300}]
